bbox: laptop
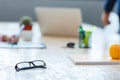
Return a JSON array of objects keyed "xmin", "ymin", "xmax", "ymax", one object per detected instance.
[{"xmin": 35, "ymin": 7, "xmax": 82, "ymax": 37}]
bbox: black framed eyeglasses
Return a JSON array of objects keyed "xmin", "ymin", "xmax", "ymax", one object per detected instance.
[{"xmin": 15, "ymin": 60, "xmax": 46, "ymax": 72}]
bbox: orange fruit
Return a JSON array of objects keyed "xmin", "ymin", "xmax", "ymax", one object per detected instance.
[{"xmin": 109, "ymin": 44, "xmax": 120, "ymax": 59}]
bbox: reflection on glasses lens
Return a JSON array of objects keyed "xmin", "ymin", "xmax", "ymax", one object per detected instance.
[
  {"xmin": 33, "ymin": 60, "xmax": 46, "ymax": 66},
  {"xmin": 17, "ymin": 63, "xmax": 31, "ymax": 68}
]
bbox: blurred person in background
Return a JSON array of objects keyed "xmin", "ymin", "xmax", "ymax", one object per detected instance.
[{"xmin": 102, "ymin": 0, "xmax": 120, "ymax": 33}]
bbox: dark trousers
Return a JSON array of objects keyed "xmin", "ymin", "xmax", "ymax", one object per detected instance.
[{"xmin": 118, "ymin": 14, "xmax": 120, "ymax": 34}]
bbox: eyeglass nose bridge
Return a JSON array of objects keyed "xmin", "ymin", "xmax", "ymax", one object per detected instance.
[{"xmin": 29, "ymin": 62, "xmax": 36, "ymax": 67}]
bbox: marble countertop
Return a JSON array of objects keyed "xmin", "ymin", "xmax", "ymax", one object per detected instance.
[{"xmin": 0, "ymin": 22, "xmax": 120, "ymax": 80}]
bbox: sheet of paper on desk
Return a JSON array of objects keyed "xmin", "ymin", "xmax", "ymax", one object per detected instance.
[
  {"xmin": 69, "ymin": 54, "xmax": 120, "ymax": 65},
  {"xmin": 0, "ymin": 42, "xmax": 46, "ymax": 49}
]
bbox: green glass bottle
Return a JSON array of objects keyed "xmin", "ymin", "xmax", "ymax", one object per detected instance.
[
  {"xmin": 79, "ymin": 26, "xmax": 85, "ymax": 48},
  {"xmin": 79, "ymin": 26, "xmax": 85, "ymax": 39}
]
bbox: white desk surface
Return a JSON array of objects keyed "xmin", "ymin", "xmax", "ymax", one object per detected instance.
[{"xmin": 0, "ymin": 22, "xmax": 120, "ymax": 80}]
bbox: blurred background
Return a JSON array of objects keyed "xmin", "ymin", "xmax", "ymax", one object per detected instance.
[{"xmin": 0, "ymin": 0, "xmax": 118, "ymax": 27}]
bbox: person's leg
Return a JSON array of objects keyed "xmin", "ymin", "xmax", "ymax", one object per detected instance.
[{"xmin": 118, "ymin": 14, "xmax": 120, "ymax": 34}]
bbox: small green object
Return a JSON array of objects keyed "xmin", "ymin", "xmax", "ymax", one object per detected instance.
[
  {"xmin": 79, "ymin": 26, "xmax": 85, "ymax": 39},
  {"xmin": 20, "ymin": 16, "xmax": 32, "ymax": 25},
  {"xmin": 83, "ymin": 31, "xmax": 91, "ymax": 48},
  {"xmin": 79, "ymin": 25, "xmax": 92, "ymax": 48}
]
